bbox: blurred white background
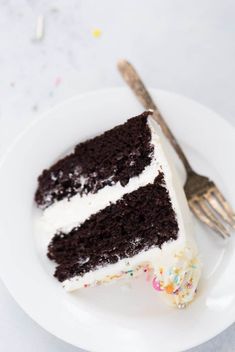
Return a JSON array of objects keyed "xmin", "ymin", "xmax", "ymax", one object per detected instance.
[{"xmin": 0, "ymin": 0, "xmax": 234, "ymax": 351}]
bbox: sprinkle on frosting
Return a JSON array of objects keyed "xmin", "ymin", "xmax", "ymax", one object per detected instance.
[{"xmin": 152, "ymin": 250, "xmax": 201, "ymax": 306}]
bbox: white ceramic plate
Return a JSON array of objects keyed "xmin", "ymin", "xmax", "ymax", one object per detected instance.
[{"xmin": 0, "ymin": 88, "xmax": 234, "ymax": 352}]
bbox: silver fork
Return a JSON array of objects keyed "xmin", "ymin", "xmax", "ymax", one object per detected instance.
[{"xmin": 118, "ymin": 59, "xmax": 235, "ymax": 238}]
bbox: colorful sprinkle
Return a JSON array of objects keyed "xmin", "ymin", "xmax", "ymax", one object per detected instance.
[
  {"xmin": 173, "ymin": 275, "xmax": 180, "ymax": 284},
  {"xmin": 167, "ymin": 268, "xmax": 172, "ymax": 276},
  {"xmin": 186, "ymin": 282, "xmax": 193, "ymax": 289},
  {"xmin": 55, "ymin": 77, "xmax": 62, "ymax": 86},
  {"xmin": 173, "ymin": 287, "xmax": 181, "ymax": 295},
  {"xmin": 91, "ymin": 28, "xmax": 102, "ymax": 38},
  {"xmin": 144, "ymin": 267, "xmax": 152, "ymax": 282},
  {"xmin": 35, "ymin": 15, "xmax": 45, "ymax": 41},
  {"xmin": 165, "ymin": 283, "xmax": 174, "ymax": 294},
  {"xmin": 152, "ymin": 277, "xmax": 163, "ymax": 291}
]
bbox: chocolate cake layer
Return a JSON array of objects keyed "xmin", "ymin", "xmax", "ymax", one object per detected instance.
[
  {"xmin": 35, "ymin": 111, "xmax": 153, "ymax": 208},
  {"xmin": 48, "ymin": 173, "xmax": 179, "ymax": 282}
]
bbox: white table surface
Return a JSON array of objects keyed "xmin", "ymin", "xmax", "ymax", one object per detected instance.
[{"xmin": 0, "ymin": 1, "xmax": 234, "ymax": 351}]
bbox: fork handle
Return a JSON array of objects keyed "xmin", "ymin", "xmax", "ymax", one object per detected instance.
[{"xmin": 117, "ymin": 60, "xmax": 193, "ymax": 174}]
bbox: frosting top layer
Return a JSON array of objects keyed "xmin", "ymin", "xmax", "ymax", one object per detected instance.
[{"xmin": 35, "ymin": 111, "xmax": 153, "ymax": 208}]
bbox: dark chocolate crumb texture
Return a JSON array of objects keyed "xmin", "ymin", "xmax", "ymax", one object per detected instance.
[
  {"xmin": 48, "ymin": 173, "xmax": 179, "ymax": 282},
  {"xmin": 35, "ymin": 111, "xmax": 153, "ymax": 208}
]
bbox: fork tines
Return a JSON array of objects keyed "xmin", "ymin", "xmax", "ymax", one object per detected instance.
[{"xmin": 189, "ymin": 183, "xmax": 235, "ymax": 239}]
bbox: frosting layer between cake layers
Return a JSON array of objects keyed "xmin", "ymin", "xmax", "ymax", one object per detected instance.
[{"xmin": 37, "ymin": 112, "xmax": 201, "ymax": 307}]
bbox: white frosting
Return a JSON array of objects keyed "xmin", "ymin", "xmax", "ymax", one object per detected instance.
[
  {"xmin": 39, "ymin": 116, "xmax": 201, "ymax": 306},
  {"xmin": 42, "ymin": 149, "xmax": 161, "ymax": 234}
]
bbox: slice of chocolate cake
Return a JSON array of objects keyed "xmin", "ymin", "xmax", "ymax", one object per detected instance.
[{"xmin": 35, "ymin": 111, "xmax": 201, "ymax": 307}]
